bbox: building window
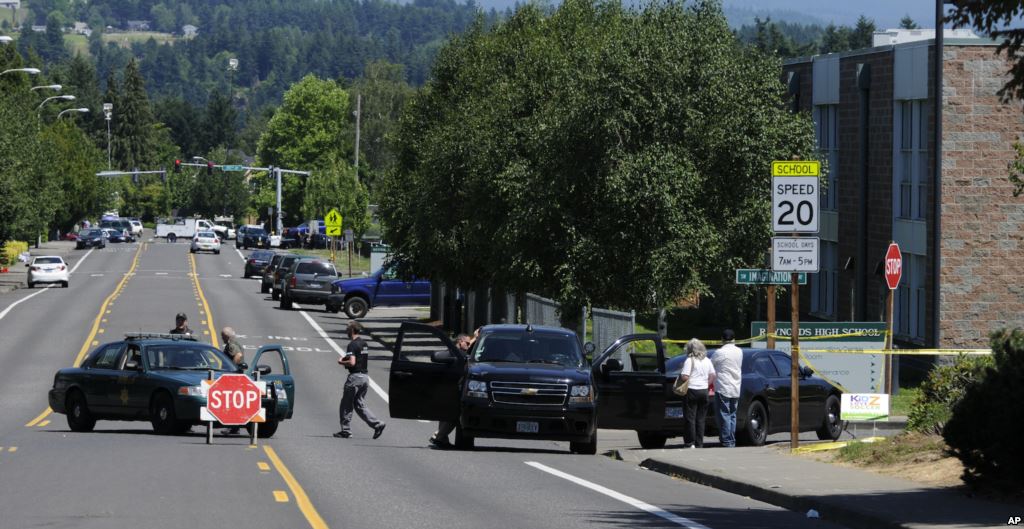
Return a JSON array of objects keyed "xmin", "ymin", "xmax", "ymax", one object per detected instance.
[
  {"xmin": 810, "ymin": 241, "xmax": 838, "ymax": 318},
  {"xmin": 894, "ymin": 253, "xmax": 926, "ymax": 341},
  {"xmin": 814, "ymin": 104, "xmax": 839, "ymax": 211},
  {"xmin": 895, "ymin": 100, "xmax": 928, "ymax": 220}
]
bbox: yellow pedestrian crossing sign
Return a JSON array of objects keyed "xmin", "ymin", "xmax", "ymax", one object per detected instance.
[{"xmin": 325, "ymin": 209, "xmax": 343, "ymax": 236}]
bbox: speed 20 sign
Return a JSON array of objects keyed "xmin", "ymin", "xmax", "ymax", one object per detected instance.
[{"xmin": 772, "ymin": 161, "xmax": 820, "ymax": 233}]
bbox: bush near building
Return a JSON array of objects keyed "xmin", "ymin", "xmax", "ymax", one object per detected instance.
[
  {"xmin": 943, "ymin": 329, "xmax": 1024, "ymax": 488},
  {"xmin": 905, "ymin": 355, "xmax": 992, "ymax": 435}
]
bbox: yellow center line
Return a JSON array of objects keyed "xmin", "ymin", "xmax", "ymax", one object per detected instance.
[
  {"xmin": 8, "ymin": 447, "xmax": 16, "ymax": 452},
  {"xmin": 26, "ymin": 242, "xmax": 146, "ymax": 428},
  {"xmin": 273, "ymin": 490, "xmax": 289, "ymax": 503},
  {"xmin": 257, "ymin": 461, "xmax": 270, "ymax": 472},
  {"xmin": 38, "ymin": 420, "xmax": 50, "ymax": 427},
  {"xmin": 189, "ymin": 253, "xmax": 219, "ymax": 348},
  {"xmin": 263, "ymin": 445, "xmax": 328, "ymax": 529}
]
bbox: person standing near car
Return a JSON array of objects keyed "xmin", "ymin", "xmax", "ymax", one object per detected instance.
[
  {"xmin": 335, "ymin": 321, "xmax": 386, "ymax": 439},
  {"xmin": 711, "ymin": 329, "xmax": 743, "ymax": 447},
  {"xmin": 429, "ymin": 333, "xmax": 473, "ymax": 448},
  {"xmin": 679, "ymin": 338, "xmax": 715, "ymax": 449},
  {"xmin": 170, "ymin": 313, "xmax": 192, "ymax": 335},
  {"xmin": 221, "ymin": 326, "xmax": 247, "ymax": 435}
]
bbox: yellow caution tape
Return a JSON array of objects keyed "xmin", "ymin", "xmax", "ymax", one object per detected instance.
[
  {"xmin": 665, "ymin": 330, "xmax": 886, "ymax": 346},
  {"xmin": 791, "ymin": 436, "xmax": 886, "ymax": 454},
  {"xmin": 797, "ymin": 355, "xmax": 849, "ymax": 393},
  {"xmin": 805, "ymin": 349, "xmax": 992, "ymax": 355}
]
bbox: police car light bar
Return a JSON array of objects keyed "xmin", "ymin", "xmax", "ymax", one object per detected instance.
[{"xmin": 124, "ymin": 332, "xmax": 198, "ymax": 341}]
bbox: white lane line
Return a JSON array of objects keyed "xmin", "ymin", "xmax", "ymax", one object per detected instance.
[
  {"xmin": 293, "ymin": 302, "xmax": 389, "ymax": 403},
  {"xmin": 524, "ymin": 462, "xmax": 712, "ymax": 529},
  {"xmin": 234, "ymin": 247, "xmax": 246, "ymax": 260},
  {"xmin": 154, "ymin": 272, "xmax": 168, "ymax": 275},
  {"xmin": 0, "ymin": 248, "xmax": 94, "ymax": 321}
]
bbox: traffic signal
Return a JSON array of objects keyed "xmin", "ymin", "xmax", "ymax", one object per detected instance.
[
  {"xmin": 174, "ymin": 159, "xmax": 181, "ymax": 173},
  {"xmin": 206, "ymin": 161, "xmax": 214, "ymax": 175}
]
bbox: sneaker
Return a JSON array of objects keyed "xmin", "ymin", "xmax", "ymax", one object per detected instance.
[
  {"xmin": 333, "ymin": 431, "xmax": 351, "ymax": 438},
  {"xmin": 373, "ymin": 423, "xmax": 386, "ymax": 439},
  {"xmin": 429, "ymin": 435, "xmax": 452, "ymax": 449},
  {"xmin": 690, "ymin": 444, "xmax": 697, "ymax": 449}
]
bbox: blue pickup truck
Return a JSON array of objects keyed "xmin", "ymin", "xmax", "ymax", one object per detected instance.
[{"xmin": 327, "ymin": 264, "xmax": 430, "ymax": 319}]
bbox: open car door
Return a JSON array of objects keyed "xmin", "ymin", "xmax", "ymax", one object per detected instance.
[
  {"xmin": 592, "ymin": 334, "xmax": 668, "ymax": 431},
  {"xmin": 389, "ymin": 322, "xmax": 464, "ymax": 421},
  {"xmin": 249, "ymin": 345, "xmax": 295, "ymax": 418}
]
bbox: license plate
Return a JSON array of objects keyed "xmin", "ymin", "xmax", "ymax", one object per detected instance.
[
  {"xmin": 665, "ymin": 406, "xmax": 684, "ymax": 419},
  {"xmin": 307, "ymin": 283, "xmax": 321, "ymax": 289},
  {"xmin": 516, "ymin": 421, "xmax": 539, "ymax": 434}
]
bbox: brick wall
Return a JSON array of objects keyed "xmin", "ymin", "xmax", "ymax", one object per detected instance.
[{"xmin": 940, "ymin": 45, "xmax": 1024, "ymax": 347}]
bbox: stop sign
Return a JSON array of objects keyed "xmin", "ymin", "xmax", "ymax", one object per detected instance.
[
  {"xmin": 205, "ymin": 374, "xmax": 264, "ymax": 425},
  {"xmin": 884, "ymin": 243, "xmax": 902, "ymax": 290}
]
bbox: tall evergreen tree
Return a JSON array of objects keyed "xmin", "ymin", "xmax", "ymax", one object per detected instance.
[
  {"xmin": 900, "ymin": 15, "xmax": 920, "ymax": 30},
  {"xmin": 112, "ymin": 59, "xmax": 156, "ymax": 170},
  {"xmin": 201, "ymin": 89, "xmax": 237, "ymax": 155},
  {"xmin": 851, "ymin": 15, "xmax": 877, "ymax": 50}
]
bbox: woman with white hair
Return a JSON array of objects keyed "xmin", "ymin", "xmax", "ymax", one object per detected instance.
[{"xmin": 679, "ymin": 338, "xmax": 716, "ymax": 448}]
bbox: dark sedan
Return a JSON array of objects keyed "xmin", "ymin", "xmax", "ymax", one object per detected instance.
[
  {"xmin": 75, "ymin": 228, "xmax": 107, "ymax": 249},
  {"xmin": 243, "ymin": 250, "xmax": 276, "ymax": 278},
  {"xmin": 48, "ymin": 333, "xmax": 295, "ymax": 437},
  {"xmin": 240, "ymin": 227, "xmax": 270, "ymax": 249},
  {"xmin": 103, "ymin": 228, "xmax": 131, "ymax": 243},
  {"xmin": 663, "ymin": 348, "xmax": 843, "ymax": 447}
]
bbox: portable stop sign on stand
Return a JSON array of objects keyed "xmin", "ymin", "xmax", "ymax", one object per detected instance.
[
  {"xmin": 200, "ymin": 373, "xmax": 267, "ymax": 445},
  {"xmin": 883, "ymin": 242, "xmax": 902, "ymax": 395}
]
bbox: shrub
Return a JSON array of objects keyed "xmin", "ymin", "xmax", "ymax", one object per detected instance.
[
  {"xmin": 1, "ymin": 241, "xmax": 28, "ymax": 267},
  {"xmin": 943, "ymin": 329, "xmax": 1024, "ymax": 488},
  {"xmin": 906, "ymin": 354, "xmax": 992, "ymax": 434}
]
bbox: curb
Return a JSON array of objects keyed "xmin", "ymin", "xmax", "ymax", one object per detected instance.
[{"xmin": 640, "ymin": 457, "xmax": 905, "ymax": 529}]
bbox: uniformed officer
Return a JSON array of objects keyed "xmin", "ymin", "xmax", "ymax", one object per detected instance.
[
  {"xmin": 221, "ymin": 326, "xmax": 246, "ymax": 436},
  {"xmin": 335, "ymin": 321, "xmax": 386, "ymax": 439},
  {"xmin": 170, "ymin": 312, "xmax": 192, "ymax": 335}
]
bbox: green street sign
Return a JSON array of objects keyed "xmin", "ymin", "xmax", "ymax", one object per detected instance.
[
  {"xmin": 221, "ymin": 164, "xmax": 245, "ymax": 172},
  {"xmin": 735, "ymin": 269, "xmax": 807, "ymax": 285}
]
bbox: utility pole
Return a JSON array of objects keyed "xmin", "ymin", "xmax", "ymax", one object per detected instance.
[
  {"xmin": 354, "ymin": 94, "xmax": 361, "ymax": 183},
  {"xmin": 103, "ymin": 103, "xmax": 113, "ymax": 170},
  {"xmin": 273, "ymin": 166, "xmax": 282, "ymax": 235}
]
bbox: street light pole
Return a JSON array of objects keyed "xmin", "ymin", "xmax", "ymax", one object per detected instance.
[
  {"xmin": 57, "ymin": 108, "xmax": 89, "ymax": 119},
  {"xmin": 103, "ymin": 103, "xmax": 113, "ymax": 170},
  {"xmin": 37, "ymin": 94, "xmax": 75, "ymax": 111},
  {"xmin": 353, "ymin": 94, "xmax": 361, "ymax": 183}
]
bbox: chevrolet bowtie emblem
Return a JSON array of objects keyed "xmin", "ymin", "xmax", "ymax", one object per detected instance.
[{"xmin": 521, "ymin": 388, "xmax": 538, "ymax": 395}]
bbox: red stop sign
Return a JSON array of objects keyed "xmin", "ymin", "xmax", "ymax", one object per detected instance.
[
  {"xmin": 206, "ymin": 374, "xmax": 263, "ymax": 425},
  {"xmin": 884, "ymin": 243, "xmax": 902, "ymax": 290}
]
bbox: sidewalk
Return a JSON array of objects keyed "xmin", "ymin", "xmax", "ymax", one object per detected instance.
[
  {"xmin": 0, "ymin": 240, "xmax": 77, "ymax": 294},
  {"xmin": 632, "ymin": 445, "xmax": 1009, "ymax": 529}
]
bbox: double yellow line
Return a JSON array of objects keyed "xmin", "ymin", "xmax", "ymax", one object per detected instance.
[
  {"xmin": 189, "ymin": 252, "xmax": 219, "ymax": 348},
  {"xmin": 26, "ymin": 242, "xmax": 145, "ymax": 428}
]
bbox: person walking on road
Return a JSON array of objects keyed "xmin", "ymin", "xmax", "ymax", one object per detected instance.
[
  {"xmin": 335, "ymin": 321, "xmax": 386, "ymax": 439},
  {"xmin": 711, "ymin": 329, "xmax": 743, "ymax": 447},
  {"xmin": 170, "ymin": 312, "xmax": 192, "ymax": 335},
  {"xmin": 221, "ymin": 326, "xmax": 247, "ymax": 436},
  {"xmin": 429, "ymin": 333, "xmax": 473, "ymax": 448},
  {"xmin": 679, "ymin": 338, "xmax": 715, "ymax": 449}
]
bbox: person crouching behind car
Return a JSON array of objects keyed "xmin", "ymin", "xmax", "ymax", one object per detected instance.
[
  {"xmin": 335, "ymin": 321, "xmax": 386, "ymax": 440},
  {"xmin": 429, "ymin": 333, "xmax": 473, "ymax": 448},
  {"xmin": 679, "ymin": 338, "xmax": 716, "ymax": 449},
  {"xmin": 221, "ymin": 327, "xmax": 247, "ymax": 436}
]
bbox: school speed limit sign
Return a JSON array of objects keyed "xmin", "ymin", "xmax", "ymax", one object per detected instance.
[{"xmin": 772, "ymin": 174, "xmax": 819, "ymax": 233}]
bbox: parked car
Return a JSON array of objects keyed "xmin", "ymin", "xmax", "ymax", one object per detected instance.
[
  {"xmin": 100, "ymin": 219, "xmax": 134, "ymax": 242},
  {"xmin": 190, "ymin": 231, "xmax": 222, "ymax": 254},
  {"xmin": 278, "ymin": 257, "xmax": 339, "ymax": 310},
  {"xmin": 328, "ymin": 262, "xmax": 430, "ymax": 319},
  {"xmin": 27, "ymin": 255, "xmax": 69, "ymax": 288},
  {"xmin": 239, "ymin": 227, "xmax": 270, "ymax": 249},
  {"xmin": 128, "ymin": 219, "xmax": 144, "ymax": 236},
  {"xmin": 270, "ymin": 254, "xmax": 307, "ymax": 300},
  {"xmin": 75, "ymin": 229, "xmax": 106, "ymax": 249},
  {"xmin": 663, "ymin": 348, "xmax": 843, "ymax": 447},
  {"xmin": 103, "ymin": 227, "xmax": 131, "ymax": 243},
  {"xmin": 48, "ymin": 333, "xmax": 294, "ymax": 437},
  {"xmin": 260, "ymin": 253, "xmax": 290, "ymax": 293},
  {"xmin": 243, "ymin": 250, "xmax": 276, "ymax": 278}
]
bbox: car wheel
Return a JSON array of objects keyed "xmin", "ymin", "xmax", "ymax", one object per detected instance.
[
  {"xmin": 190, "ymin": 248, "xmax": 195, "ymax": 253},
  {"xmin": 214, "ymin": 250, "xmax": 220, "ymax": 255},
  {"xmin": 454, "ymin": 427, "xmax": 474, "ymax": 450},
  {"xmin": 271, "ymin": 289, "xmax": 280, "ymax": 301},
  {"xmin": 816, "ymin": 394, "xmax": 844, "ymax": 441},
  {"xmin": 27, "ymin": 281, "xmax": 34, "ymax": 288},
  {"xmin": 243, "ymin": 271, "xmax": 249, "ymax": 279},
  {"xmin": 168, "ymin": 233, "xmax": 177, "ymax": 243},
  {"xmin": 280, "ymin": 294, "xmax": 293, "ymax": 310},
  {"xmin": 344, "ymin": 296, "xmax": 369, "ymax": 319},
  {"xmin": 570, "ymin": 431, "xmax": 598, "ymax": 455},
  {"xmin": 66, "ymin": 390, "xmax": 96, "ymax": 432},
  {"xmin": 261, "ymin": 283, "xmax": 269, "ymax": 294},
  {"xmin": 150, "ymin": 392, "xmax": 182, "ymax": 435},
  {"xmin": 246, "ymin": 419, "xmax": 279, "ymax": 439},
  {"xmin": 740, "ymin": 400, "xmax": 769, "ymax": 447},
  {"xmin": 327, "ymin": 303, "xmax": 340, "ymax": 314},
  {"xmin": 62, "ymin": 281, "xmax": 69, "ymax": 288},
  {"xmin": 636, "ymin": 431, "xmax": 668, "ymax": 449}
]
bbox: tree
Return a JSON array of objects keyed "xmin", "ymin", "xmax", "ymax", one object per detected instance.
[
  {"xmin": 899, "ymin": 15, "xmax": 919, "ymax": 30},
  {"xmin": 200, "ymin": 89, "xmax": 237, "ymax": 154},
  {"xmin": 349, "ymin": 61, "xmax": 415, "ymax": 192},
  {"xmin": 112, "ymin": 59, "xmax": 157, "ymax": 169},
  {"xmin": 382, "ymin": 0, "xmax": 817, "ymax": 321},
  {"xmin": 819, "ymin": 23, "xmax": 851, "ymax": 54},
  {"xmin": 948, "ymin": 1, "xmax": 1024, "ymax": 102},
  {"xmin": 851, "ymin": 15, "xmax": 876, "ymax": 50},
  {"xmin": 301, "ymin": 157, "xmax": 370, "ymax": 239}
]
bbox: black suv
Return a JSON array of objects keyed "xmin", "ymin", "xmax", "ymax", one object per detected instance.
[
  {"xmin": 278, "ymin": 258, "xmax": 339, "ymax": 310},
  {"xmin": 269, "ymin": 254, "xmax": 306, "ymax": 300},
  {"xmin": 261, "ymin": 253, "xmax": 290, "ymax": 294},
  {"xmin": 243, "ymin": 250, "xmax": 276, "ymax": 279},
  {"xmin": 239, "ymin": 227, "xmax": 269, "ymax": 249}
]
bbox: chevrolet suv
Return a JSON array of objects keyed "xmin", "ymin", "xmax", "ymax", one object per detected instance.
[
  {"xmin": 278, "ymin": 258, "xmax": 339, "ymax": 310},
  {"xmin": 269, "ymin": 254, "xmax": 306, "ymax": 301}
]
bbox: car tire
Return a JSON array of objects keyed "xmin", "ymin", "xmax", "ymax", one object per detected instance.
[
  {"xmin": 261, "ymin": 283, "xmax": 269, "ymax": 294},
  {"xmin": 167, "ymin": 233, "xmax": 177, "ymax": 243},
  {"xmin": 344, "ymin": 296, "xmax": 369, "ymax": 319},
  {"xmin": 280, "ymin": 294, "xmax": 293, "ymax": 310},
  {"xmin": 454, "ymin": 427, "xmax": 474, "ymax": 450},
  {"xmin": 62, "ymin": 281, "xmax": 69, "ymax": 288},
  {"xmin": 816, "ymin": 394, "xmax": 844, "ymax": 441},
  {"xmin": 150, "ymin": 392, "xmax": 182, "ymax": 435},
  {"xmin": 190, "ymin": 248, "xmax": 195, "ymax": 253},
  {"xmin": 66, "ymin": 390, "xmax": 96, "ymax": 432},
  {"xmin": 243, "ymin": 271, "xmax": 250, "ymax": 279},
  {"xmin": 327, "ymin": 303, "xmax": 340, "ymax": 314},
  {"xmin": 214, "ymin": 250, "xmax": 220, "ymax": 255},
  {"xmin": 570, "ymin": 431, "xmax": 598, "ymax": 455},
  {"xmin": 271, "ymin": 289, "xmax": 280, "ymax": 301},
  {"xmin": 246, "ymin": 419, "xmax": 279, "ymax": 439},
  {"xmin": 739, "ymin": 400, "xmax": 769, "ymax": 447},
  {"xmin": 27, "ymin": 281, "xmax": 34, "ymax": 288},
  {"xmin": 636, "ymin": 431, "xmax": 668, "ymax": 449}
]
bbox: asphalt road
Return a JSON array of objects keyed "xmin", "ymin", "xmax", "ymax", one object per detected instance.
[{"xmin": 0, "ymin": 234, "xmax": 844, "ymax": 529}]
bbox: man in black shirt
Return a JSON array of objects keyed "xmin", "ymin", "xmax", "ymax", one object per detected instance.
[
  {"xmin": 335, "ymin": 321, "xmax": 386, "ymax": 439},
  {"xmin": 170, "ymin": 312, "xmax": 192, "ymax": 335}
]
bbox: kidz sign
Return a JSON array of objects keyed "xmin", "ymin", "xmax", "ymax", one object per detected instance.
[{"xmin": 840, "ymin": 393, "xmax": 890, "ymax": 422}]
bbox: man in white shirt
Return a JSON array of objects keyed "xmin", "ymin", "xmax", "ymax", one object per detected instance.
[{"xmin": 711, "ymin": 329, "xmax": 743, "ymax": 447}]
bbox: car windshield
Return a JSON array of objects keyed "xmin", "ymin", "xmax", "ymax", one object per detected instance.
[
  {"xmin": 249, "ymin": 228, "xmax": 267, "ymax": 236},
  {"xmin": 145, "ymin": 343, "xmax": 233, "ymax": 371},
  {"xmin": 33, "ymin": 257, "xmax": 62, "ymax": 264},
  {"xmin": 252, "ymin": 251, "xmax": 273, "ymax": 260},
  {"xmin": 295, "ymin": 261, "xmax": 337, "ymax": 275},
  {"xmin": 471, "ymin": 330, "xmax": 585, "ymax": 367},
  {"xmin": 84, "ymin": 229, "xmax": 103, "ymax": 237},
  {"xmin": 197, "ymin": 231, "xmax": 216, "ymax": 238}
]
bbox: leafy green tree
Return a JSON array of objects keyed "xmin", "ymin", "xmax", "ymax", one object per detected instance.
[
  {"xmin": 382, "ymin": 0, "xmax": 817, "ymax": 322},
  {"xmin": 948, "ymin": 1, "xmax": 1024, "ymax": 102},
  {"xmin": 899, "ymin": 15, "xmax": 919, "ymax": 30},
  {"xmin": 40, "ymin": 121, "xmax": 107, "ymax": 232},
  {"xmin": 349, "ymin": 61, "xmax": 415, "ymax": 192},
  {"xmin": 301, "ymin": 158, "xmax": 370, "ymax": 238},
  {"xmin": 819, "ymin": 23, "xmax": 851, "ymax": 54},
  {"xmin": 200, "ymin": 89, "xmax": 237, "ymax": 154}
]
